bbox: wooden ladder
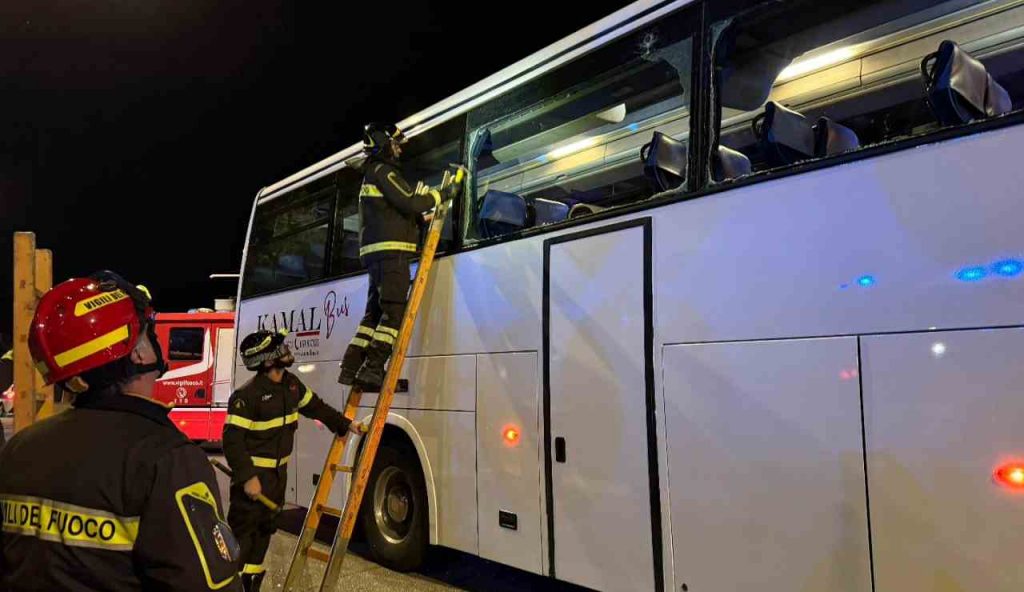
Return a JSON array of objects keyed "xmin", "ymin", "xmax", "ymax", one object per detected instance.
[{"xmin": 282, "ymin": 166, "xmax": 463, "ymax": 592}]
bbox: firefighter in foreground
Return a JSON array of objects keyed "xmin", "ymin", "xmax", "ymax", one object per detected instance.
[
  {"xmin": 223, "ymin": 330, "xmax": 362, "ymax": 591},
  {"xmin": 0, "ymin": 271, "xmax": 241, "ymax": 591},
  {"xmin": 337, "ymin": 122, "xmax": 459, "ymax": 389}
]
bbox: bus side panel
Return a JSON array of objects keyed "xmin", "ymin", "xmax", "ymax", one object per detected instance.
[
  {"xmin": 409, "ymin": 241, "xmax": 544, "ymax": 357},
  {"xmin": 404, "ymin": 409, "xmax": 478, "ymax": 555},
  {"xmin": 292, "ymin": 361, "xmax": 353, "ymax": 506},
  {"xmin": 663, "ymin": 338, "xmax": 870, "ymax": 591},
  {"xmin": 476, "ymin": 352, "xmax": 543, "ymax": 576},
  {"xmin": 655, "ymin": 125, "xmax": 1024, "ymax": 343},
  {"xmin": 863, "ymin": 328, "xmax": 1024, "ymax": 591},
  {"xmin": 358, "ymin": 355, "xmax": 476, "ymax": 412}
]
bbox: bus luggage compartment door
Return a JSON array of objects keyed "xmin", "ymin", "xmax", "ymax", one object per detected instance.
[{"xmin": 544, "ymin": 219, "xmax": 661, "ymax": 592}]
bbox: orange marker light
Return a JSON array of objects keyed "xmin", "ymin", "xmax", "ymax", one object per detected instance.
[
  {"xmin": 994, "ymin": 463, "xmax": 1024, "ymax": 490},
  {"xmin": 502, "ymin": 425, "xmax": 521, "ymax": 447}
]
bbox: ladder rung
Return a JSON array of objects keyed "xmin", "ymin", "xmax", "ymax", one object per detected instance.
[
  {"xmin": 330, "ymin": 464, "xmax": 353, "ymax": 474},
  {"xmin": 306, "ymin": 547, "xmax": 330, "ymax": 562},
  {"xmin": 317, "ymin": 504, "xmax": 343, "ymax": 518}
]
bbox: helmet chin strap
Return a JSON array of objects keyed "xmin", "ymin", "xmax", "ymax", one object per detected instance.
[{"xmin": 130, "ymin": 321, "xmax": 168, "ymax": 379}]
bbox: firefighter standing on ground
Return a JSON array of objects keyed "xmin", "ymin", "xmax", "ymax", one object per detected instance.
[
  {"xmin": 223, "ymin": 330, "xmax": 362, "ymax": 592},
  {"xmin": 0, "ymin": 271, "xmax": 241, "ymax": 591},
  {"xmin": 337, "ymin": 122, "xmax": 458, "ymax": 389}
]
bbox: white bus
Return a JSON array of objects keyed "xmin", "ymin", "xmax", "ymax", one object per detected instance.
[{"xmin": 233, "ymin": 1, "xmax": 1024, "ymax": 589}]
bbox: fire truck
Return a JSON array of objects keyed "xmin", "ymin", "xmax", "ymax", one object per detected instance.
[{"xmin": 152, "ymin": 304, "xmax": 235, "ymax": 444}]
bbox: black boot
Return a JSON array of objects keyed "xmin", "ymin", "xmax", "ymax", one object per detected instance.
[
  {"xmin": 337, "ymin": 344, "xmax": 367, "ymax": 386},
  {"xmin": 241, "ymin": 572, "xmax": 264, "ymax": 592},
  {"xmin": 354, "ymin": 341, "xmax": 391, "ymax": 392}
]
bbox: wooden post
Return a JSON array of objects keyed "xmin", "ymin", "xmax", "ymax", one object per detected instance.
[
  {"xmin": 13, "ymin": 233, "xmax": 36, "ymax": 433},
  {"xmin": 33, "ymin": 249, "xmax": 56, "ymax": 420}
]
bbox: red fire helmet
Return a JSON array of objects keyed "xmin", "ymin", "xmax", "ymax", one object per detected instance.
[{"xmin": 28, "ymin": 273, "xmax": 153, "ymax": 385}]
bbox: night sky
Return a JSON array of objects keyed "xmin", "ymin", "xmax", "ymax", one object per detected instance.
[{"xmin": 0, "ymin": 1, "xmax": 627, "ymax": 338}]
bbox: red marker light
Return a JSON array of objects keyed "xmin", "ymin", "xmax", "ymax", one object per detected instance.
[
  {"xmin": 994, "ymin": 463, "xmax": 1024, "ymax": 490},
  {"xmin": 502, "ymin": 425, "xmax": 521, "ymax": 447}
]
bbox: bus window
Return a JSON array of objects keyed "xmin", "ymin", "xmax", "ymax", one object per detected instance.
[
  {"xmin": 399, "ymin": 115, "xmax": 466, "ymax": 253},
  {"xmin": 464, "ymin": 6, "xmax": 698, "ymax": 242},
  {"xmin": 241, "ymin": 173, "xmax": 336, "ymax": 297},
  {"xmin": 708, "ymin": 0, "xmax": 1024, "ymax": 182},
  {"xmin": 329, "ymin": 167, "xmax": 364, "ymax": 277}
]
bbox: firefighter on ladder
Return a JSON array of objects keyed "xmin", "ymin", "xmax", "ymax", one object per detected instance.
[
  {"xmin": 223, "ymin": 330, "xmax": 363, "ymax": 592},
  {"xmin": 337, "ymin": 122, "xmax": 457, "ymax": 390},
  {"xmin": 0, "ymin": 271, "xmax": 242, "ymax": 591}
]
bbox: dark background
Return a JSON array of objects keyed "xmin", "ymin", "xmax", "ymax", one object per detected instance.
[{"xmin": 0, "ymin": 1, "xmax": 626, "ymax": 339}]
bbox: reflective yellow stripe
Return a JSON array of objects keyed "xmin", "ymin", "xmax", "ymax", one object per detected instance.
[
  {"xmin": 375, "ymin": 326, "xmax": 399, "ymax": 338},
  {"xmin": 1, "ymin": 350, "xmax": 11, "ymax": 361},
  {"xmin": 359, "ymin": 184, "xmax": 384, "ymax": 198},
  {"xmin": 224, "ymin": 413, "xmax": 298, "ymax": 431},
  {"xmin": 54, "ymin": 325, "xmax": 130, "ymax": 368},
  {"xmin": 174, "ymin": 483, "xmax": 234, "ymax": 590},
  {"xmin": 373, "ymin": 332, "xmax": 396, "ymax": 345},
  {"xmin": 386, "ymin": 171, "xmax": 415, "ymax": 197},
  {"xmin": 297, "ymin": 388, "xmax": 313, "ymax": 409},
  {"xmin": 429, "ymin": 189, "xmax": 441, "ymax": 209},
  {"xmin": 356, "ymin": 326, "xmax": 375, "ymax": 337},
  {"xmin": 242, "ymin": 334, "xmax": 273, "ymax": 356},
  {"xmin": 0, "ymin": 494, "xmax": 139, "ymax": 552},
  {"xmin": 251, "ymin": 455, "xmax": 290, "ymax": 468},
  {"xmin": 242, "ymin": 563, "xmax": 266, "ymax": 575},
  {"xmin": 350, "ymin": 337, "xmax": 370, "ymax": 348},
  {"xmin": 73, "ymin": 290, "xmax": 128, "ymax": 317},
  {"xmin": 359, "ymin": 241, "xmax": 417, "ymax": 256}
]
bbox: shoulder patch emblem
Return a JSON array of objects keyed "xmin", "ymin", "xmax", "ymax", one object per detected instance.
[
  {"xmin": 212, "ymin": 524, "xmax": 232, "ymax": 562},
  {"xmin": 233, "ymin": 399, "xmax": 245, "ymax": 409}
]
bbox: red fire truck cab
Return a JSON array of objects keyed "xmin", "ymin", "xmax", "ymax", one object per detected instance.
[{"xmin": 153, "ymin": 311, "xmax": 234, "ymax": 444}]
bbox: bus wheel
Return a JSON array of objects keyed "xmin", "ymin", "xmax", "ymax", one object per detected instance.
[{"xmin": 359, "ymin": 442, "xmax": 428, "ymax": 572}]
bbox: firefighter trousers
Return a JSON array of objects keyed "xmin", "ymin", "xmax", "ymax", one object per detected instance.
[
  {"xmin": 341, "ymin": 254, "xmax": 410, "ymax": 372},
  {"xmin": 227, "ymin": 467, "xmax": 286, "ymax": 578}
]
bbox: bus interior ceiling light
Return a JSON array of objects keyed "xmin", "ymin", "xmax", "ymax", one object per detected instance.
[
  {"xmin": 548, "ymin": 137, "xmax": 601, "ymax": 160},
  {"xmin": 777, "ymin": 46, "xmax": 857, "ymax": 82}
]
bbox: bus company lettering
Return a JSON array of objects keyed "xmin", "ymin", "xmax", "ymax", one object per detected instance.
[{"xmin": 255, "ymin": 291, "xmax": 350, "ymax": 358}]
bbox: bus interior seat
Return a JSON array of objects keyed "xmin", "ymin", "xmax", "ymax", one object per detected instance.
[
  {"xmin": 569, "ymin": 203, "xmax": 608, "ymax": 219},
  {"xmin": 528, "ymin": 198, "xmax": 570, "ymax": 226},
  {"xmin": 713, "ymin": 145, "xmax": 752, "ymax": 182},
  {"xmin": 813, "ymin": 117, "xmax": 860, "ymax": 157},
  {"xmin": 479, "ymin": 190, "xmax": 527, "ymax": 238},
  {"xmin": 754, "ymin": 101, "xmax": 815, "ymax": 167},
  {"xmin": 922, "ymin": 40, "xmax": 1012, "ymax": 126},
  {"xmin": 641, "ymin": 131, "xmax": 687, "ymax": 192}
]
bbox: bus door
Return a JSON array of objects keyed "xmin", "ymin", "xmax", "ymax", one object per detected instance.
[{"xmin": 544, "ymin": 219, "xmax": 662, "ymax": 592}]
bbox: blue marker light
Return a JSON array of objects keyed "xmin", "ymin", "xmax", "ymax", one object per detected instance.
[
  {"xmin": 956, "ymin": 266, "xmax": 987, "ymax": 282},
  {"xmin": 992, "ymin": 259, "xmax": 1023, "ymax": 277},
  {"xmin": 857, "ymin": 275, "xmax": 875, "ymax": 287}
]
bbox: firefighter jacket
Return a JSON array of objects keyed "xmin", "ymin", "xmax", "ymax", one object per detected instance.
[
  {"xmin": 222, "ymin": 371, "xmax": 349, "ymax": 486},
  {"xmin": 358, "ymin": 156, "xmax": 440, "ymax": 261},
  {"xmin": 0, "ymin": 389, "xmax": 241, "ymax": 592}
]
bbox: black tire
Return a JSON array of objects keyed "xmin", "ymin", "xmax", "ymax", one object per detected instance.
[{"xmin": 358, "ymin": 442, "xmax": 428, "ymax": 572}]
